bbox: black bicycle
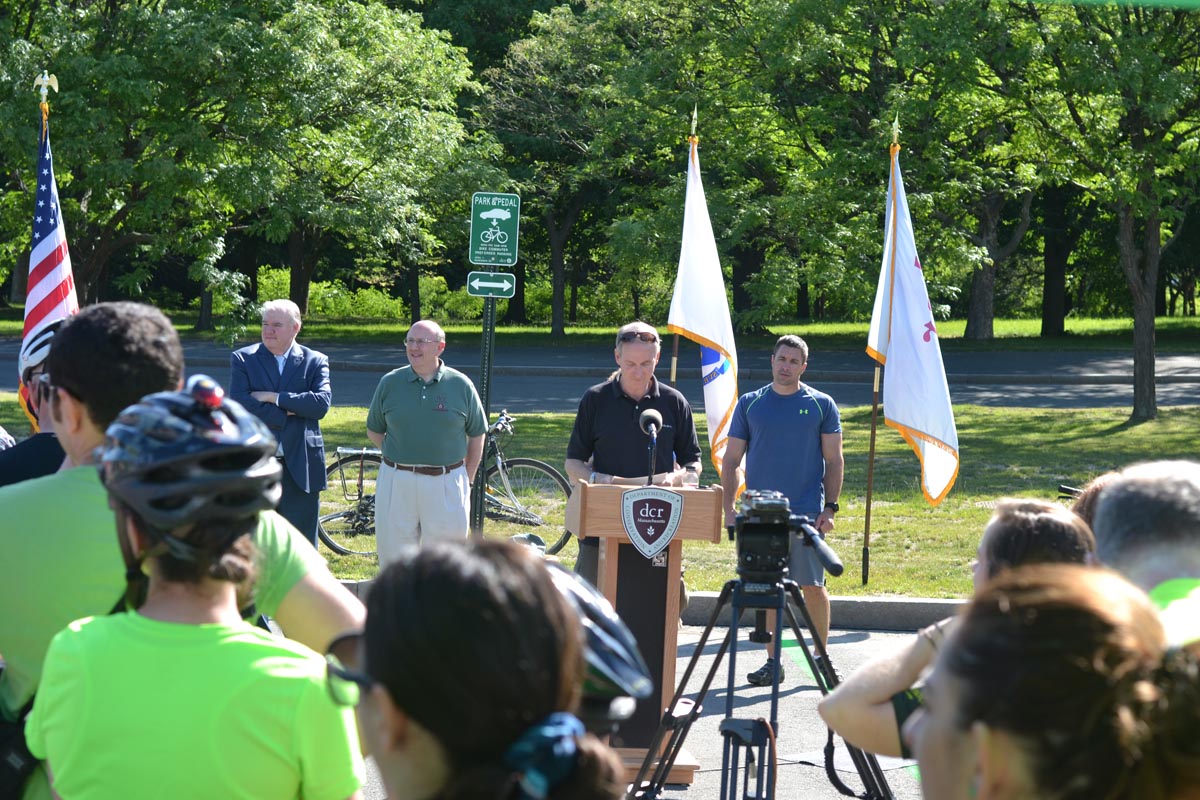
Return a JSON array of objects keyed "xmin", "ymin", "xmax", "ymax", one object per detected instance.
[{"xmin": 317, "ymin": 410, "xmax": 573, "ymax": 557}]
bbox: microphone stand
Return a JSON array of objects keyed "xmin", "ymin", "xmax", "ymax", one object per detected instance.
[{"xmin": 645, "ymin": 426, "xmax": 657, "ymax": 486}]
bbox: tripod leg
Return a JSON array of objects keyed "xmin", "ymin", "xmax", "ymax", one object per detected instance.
[
  {"xmin": 781, "ymin": 582, "xmax": 896, "ymax": 800},
  {"xmin": 629, "ymin": 581, "xmax": 739, "ymax": 799}
]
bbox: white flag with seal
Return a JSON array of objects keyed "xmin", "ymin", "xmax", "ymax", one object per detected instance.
[
  {"xmin": 668, "ymin": 137, "xmax": 739, "ymax": 472},
  {"xmin": 867, "ymin": 144, "xmax": 959, "ymax": 505}
]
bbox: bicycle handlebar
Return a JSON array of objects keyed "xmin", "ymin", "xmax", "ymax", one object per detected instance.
[
  {"xmin": 335, "ymin": 409, "xmax": 516, "ymax": 457},
  {"xmin": 488, "ymin": 409, "xmax": 515, "ymax": 436}
]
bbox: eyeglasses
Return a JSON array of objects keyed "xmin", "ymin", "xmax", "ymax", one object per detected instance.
[
  {"xmin": 617, "ymin": 331, "xmax": 659, "ymax": 344},
  {"xmin": 405, "ymin": 337, "xmax": 442, "ymax": 347},
  {"xmin": 325, "ymin": 631, "xmax": 374, "ymax": 707}
]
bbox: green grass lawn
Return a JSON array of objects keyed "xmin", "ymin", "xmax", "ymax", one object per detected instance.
[
  {"xmin": 111, "ymin": 399, "xmax": 1200, "ymax": 597},
  {"xmin": 6, "ymin": 393, "xmax": 1198, "ymax": 598},
  {"xmin": 1, "ymin": 308, "xmax": 1197, "ymax": 352}
]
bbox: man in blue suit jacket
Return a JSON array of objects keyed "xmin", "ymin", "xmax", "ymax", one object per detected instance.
[{"xmin": 230, "ymin": 299, "xmax": 331, "ymax": 546}]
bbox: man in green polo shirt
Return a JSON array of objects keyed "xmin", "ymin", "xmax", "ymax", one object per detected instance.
[
  {"xmin": 367, "ymin": 319, "xmax": 487, "ymax": 565},
  {"xmin": 1091, "ymin": 459, "xmax": 1200, "ymax": 646}
]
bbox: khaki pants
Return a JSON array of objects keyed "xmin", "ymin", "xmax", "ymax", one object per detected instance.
[{"xmin": 375, "ymin": 464, "xmax": 470, "ymax": 567}]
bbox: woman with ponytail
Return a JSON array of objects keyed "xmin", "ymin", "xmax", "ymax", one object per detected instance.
[
  {"xmin": 903, "ymin": 564, "xmax": 1200, "ymax": 800},
  {"xmin": 327, "ymin": 539, "xmax": 624, "ymax": 800}
]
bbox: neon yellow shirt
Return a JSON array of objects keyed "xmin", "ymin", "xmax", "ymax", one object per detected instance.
[
  {"xmin": 0, "ymin": 467, "xmax": 327, "ymax": 800},
  {"xmin": 25, "ymin": 613, "xmax": 363, "ymax": 800}
]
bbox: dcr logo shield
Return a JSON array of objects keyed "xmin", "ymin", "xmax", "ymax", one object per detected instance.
[{"xmin": 621, "ymin": 486, "xmax": 684, "ymax": 559}]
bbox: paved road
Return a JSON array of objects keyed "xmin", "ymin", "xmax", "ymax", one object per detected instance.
[
  {"xmin": 1, "ymin": 336, "xmax": 1197, "ymax": 412},
  {"xmin": 356, "ymin": 624, "xmax": 922, "ymax": 800}
]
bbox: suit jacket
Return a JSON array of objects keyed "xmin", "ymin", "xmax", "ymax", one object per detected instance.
[{"xmin": 230, "ymin": 342, "xmax": 331, "ymax": 493}]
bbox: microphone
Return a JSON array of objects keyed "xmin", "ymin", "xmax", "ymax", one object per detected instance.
[
  {"xmin": 639, "ymin": 409, "xmax": 662, "ymax": 436},
  {"xmin": 796, "ymin": 519, "xmax": 845, "ymax": 577}
]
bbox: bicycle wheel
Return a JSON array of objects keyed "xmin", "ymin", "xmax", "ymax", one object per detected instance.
[
  {"xmin": 318, "ymin": 452, "xmax": 382, "ymax": 557},
  {"xmin": 484, "ymin": 458, "xmax": 573, "ymax": 555}
]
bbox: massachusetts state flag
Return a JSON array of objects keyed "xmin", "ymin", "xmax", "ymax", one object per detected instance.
[
  {"xmin": 20, "ymin": 102, "xmax": 79, "ymax": 428},
  {"xmin": 866, "ymin": 144, "xmax": 959, "ymax": 505},
  {"xmin": 668, "ymin": 137, "xmax": 739, "ymax": 472}
]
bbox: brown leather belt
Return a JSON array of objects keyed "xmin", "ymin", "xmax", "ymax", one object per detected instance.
[{"xmin": 382, "ymin": 457, "xmax": 464, "ymax": 476}]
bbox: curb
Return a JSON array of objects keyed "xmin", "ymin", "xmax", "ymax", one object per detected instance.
[
  {"xmin": 679, "ymin": 591, "xmax": 964, "ymax": 632},
  {"xmin": 339, "ymin": 579, "xmax": 962, "ymax": 633}
]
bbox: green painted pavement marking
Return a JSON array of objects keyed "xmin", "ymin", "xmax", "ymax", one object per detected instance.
[{"xmin": 779, "ymin": 636, "xmax": 815, "ymax": 681}]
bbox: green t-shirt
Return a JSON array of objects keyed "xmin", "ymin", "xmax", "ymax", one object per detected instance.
[
  {"xmin": 366, "ymin": 362, "xmax": 487, "ymax": 466},
  {"xmin": 1148, "ymin": 577, "xmax": 1200, "ymax": 646},
  {"xmin": 25, "ymin": 613, "xmax": 363, "ymax": 800},
  {"xmin": 0, "ymin": 467, "xmax": 325, "ymax": 800}
]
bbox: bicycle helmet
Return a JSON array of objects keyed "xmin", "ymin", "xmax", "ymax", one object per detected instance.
[
  {"xmin": 101, "ymin": 375, "xmax": 282, "ymax": 544},
  {"xmin": 547, "ymin": 564, "xmax": 653, "ymax": 730},
  {"xmin": 18, "ymin": 319, "xmax": 64, "ymax": 383}
]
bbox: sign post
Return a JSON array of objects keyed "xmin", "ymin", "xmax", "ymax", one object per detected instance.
[{"xmin": 468, "ymin": 192, "xmax": 520, "ymax": 537}]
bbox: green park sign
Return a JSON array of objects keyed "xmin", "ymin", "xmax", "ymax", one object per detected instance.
[
  {"xmin": 469, "ymin": 191, "xmax": 520, "ymax": 266},
  {"xmin": 466, "ymin": 271, "xmax": 516, "ymax": 299}
]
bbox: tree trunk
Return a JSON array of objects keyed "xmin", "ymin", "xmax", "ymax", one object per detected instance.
[
  {"xmin": 548, "ymin": 229, "xmax": 567, "ymax": 337},
  {"xmin": 406, "ymin": 263, "xmax": 421, "ymax": 324},
  {"xmin": 545, "ymin": 195, "xmax": 586, "ymax": 338},
  {"xmin": 195, "ymin": 290, "xmax": 214, "ymax": 331},
  {"xmin": 1040, "ymin": 185, "xmax": 1073, "ymax": 337},
  {"xmin": 965, "ymin": 191, "xmax": 1033, "ymax": 340},
  {"xmin": 10, "ymin": 247, "xmax": 29, "ymax": 304},
  {"xmin": 1117, "ymin": 200, "xmax": 1159, "ymax": 421},
  {"xmin": 502, "ymin": 260, "xmax": 527, "ymax": 323},
  {"xmin": 797, "ymin": 281, "xmax": 810, "ymax": 321},
  {"xmin": 287, "ymin": 225, "xmax": 323, "ymax": 314},
  {"xmin": 728, "ymin": 240, "xmax": 761, "ymax": 314},
  {"xmin": 964, "ymin": 264, "xmax": 996, "ymax": 339}
]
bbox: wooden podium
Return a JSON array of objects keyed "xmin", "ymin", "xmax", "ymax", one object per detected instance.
[{"xmin": 565, "ymin": 481, "xmax": 723, "ymax": 784}]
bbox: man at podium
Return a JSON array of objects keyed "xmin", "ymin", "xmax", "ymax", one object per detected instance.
[{"xmin": 564, "ymin": 321, "xmax": 702, "ymax": 585}]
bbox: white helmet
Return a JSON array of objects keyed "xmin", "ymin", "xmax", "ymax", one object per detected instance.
[{"xmin": 18, "ymin": 320, "xmax": 64, "ymax": 383}]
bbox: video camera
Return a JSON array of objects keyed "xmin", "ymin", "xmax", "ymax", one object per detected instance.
[
  {"xmin": 730, "ymin": 489, "xmax": 844, "ymax": 585},
  {"xmin": 731, "ymin": 490, "xmax": 798, "ymax": 584}
]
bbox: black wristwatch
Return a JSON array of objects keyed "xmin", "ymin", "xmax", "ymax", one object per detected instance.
[{"xmin": 824, "ymin": 501, "xmax": 840, "ymax": 513}]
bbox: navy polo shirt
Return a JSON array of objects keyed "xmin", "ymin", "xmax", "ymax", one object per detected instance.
[{"xmin": 567, "ymin": 375, "xmax": 701, "ymax": 481}]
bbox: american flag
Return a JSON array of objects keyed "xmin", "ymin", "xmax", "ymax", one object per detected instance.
[{"xmin": 19, "ymin": 110, "xmax": 79, "ymax": 425}]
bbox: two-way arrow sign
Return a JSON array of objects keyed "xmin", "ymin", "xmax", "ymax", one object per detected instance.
[{"xmin": 466, "ymin": 271, "xmax": 516, "ymax": 298}]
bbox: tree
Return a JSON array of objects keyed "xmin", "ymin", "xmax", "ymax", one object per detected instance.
[
  {"xmin": 481, "ymin": 4, "xmax": 626, "ymax": 335},
  {"xmin": 1014, "ymin": 3, "xmax": 1200, "ymax": 419},
  {"xmin": 0, "ymin": 1, "xmax": 473, "ymax": 314},
  {"xmin": 220, "ymin": 2, "xmax": 473, "ymax": 312}
]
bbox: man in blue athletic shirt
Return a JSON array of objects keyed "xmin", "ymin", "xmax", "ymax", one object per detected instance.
[{"xmin": 721, "ymin": 334, "xmax": 844, "ymax": 687}]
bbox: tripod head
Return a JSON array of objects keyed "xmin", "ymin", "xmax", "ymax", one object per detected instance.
[{"xmin": 729, "ymin": 490, "xmax": 844, "ymax": 583}]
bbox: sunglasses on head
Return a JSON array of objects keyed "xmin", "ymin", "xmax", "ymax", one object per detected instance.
[
  {"xmin": 618, "ymin": 331, "xmax": 659, "ymax": 344},
  {"xmin": 34, "ymin": 372, "xmax": 64, "ymax": 402}
]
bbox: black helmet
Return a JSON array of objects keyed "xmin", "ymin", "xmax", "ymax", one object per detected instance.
[
  {"xmin": 101, "ymin": 375, "xmax": 282, "ymax": 538},
  {"xmin": 547, "ymin": 565, "xmax": 653, "ymax": 731}
]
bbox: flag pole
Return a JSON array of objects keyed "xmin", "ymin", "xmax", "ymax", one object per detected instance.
[
  {"xmin": 863, "ymin": 366, "xmax": 881, "ymax": 585},
  {"xmin": 863, "ymin": 118, "xmax": 903, "ymax": 585},
  {"xmin": 672, "ymin": 107, "xmax": 700, "ymax": 385}
]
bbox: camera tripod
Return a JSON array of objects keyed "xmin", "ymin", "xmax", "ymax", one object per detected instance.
[{"xmin": 627, "ymin": 575, "xmax": 894, "ymax": 800}]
